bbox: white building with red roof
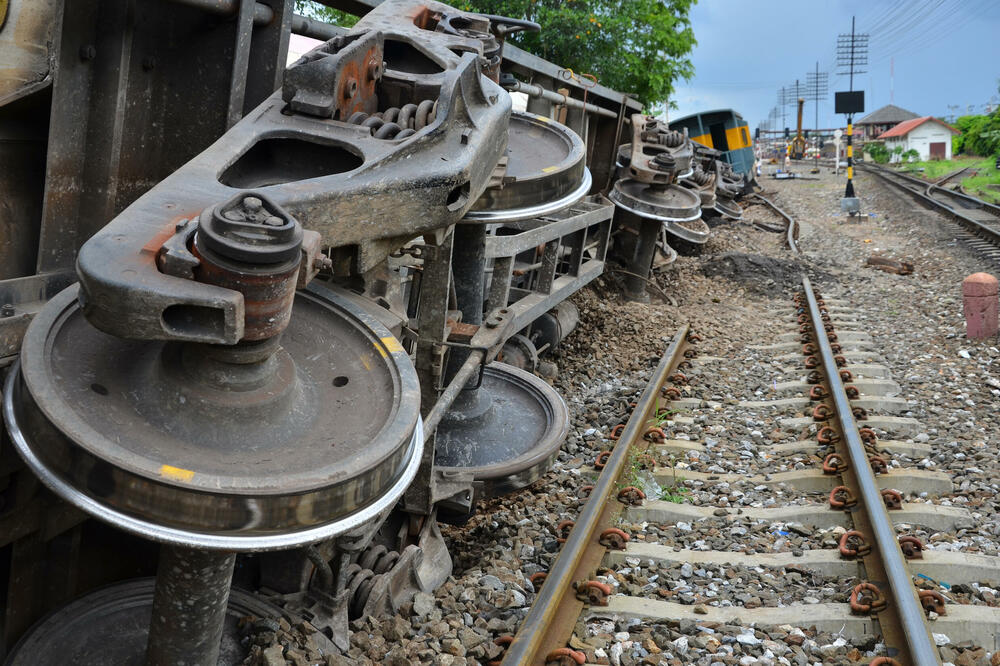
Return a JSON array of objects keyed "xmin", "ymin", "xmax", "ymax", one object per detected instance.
[{"xmin": 879, "ymin": 116, "xmax": 960, "ymax": 161}]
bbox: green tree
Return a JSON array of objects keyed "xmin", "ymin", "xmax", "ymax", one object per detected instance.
[
  {"xmin": 296, "ymin": 1, "xmax": 357, "ymax": 27},
  {"xmin": 295, "ymin": 0, "xmax": 697, "ymax": 108},
  {"xmin": 953, "ymin": 113, "xmax": 1000, "ymax": 157}
]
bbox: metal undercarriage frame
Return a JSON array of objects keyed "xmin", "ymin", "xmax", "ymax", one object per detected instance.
[{"xmin": 0, "ymin": 0, "xmax": 642, "ymax": 659}]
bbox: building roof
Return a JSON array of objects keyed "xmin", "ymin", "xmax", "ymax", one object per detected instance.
[
  {"xmin": 879, "ymin": 116, "xmax": 959, "ymax": 139},
  {"xmin": 856, "ymin": 104, "xmax": 920, "ymax": 126}
]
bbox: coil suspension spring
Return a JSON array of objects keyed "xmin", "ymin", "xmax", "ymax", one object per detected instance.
[
  {"xmin": 688, "ymin": 166, "xmax": 712, "ymax": 186},
  {"xmin": 348, "ymin": 100, "xmax": 438, "ymax": 140},
  {"xmin": 342, "ymin": 544, "xmax": 401, "ymax": 619}
]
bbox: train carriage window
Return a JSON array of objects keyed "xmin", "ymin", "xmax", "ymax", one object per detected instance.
[{"xmin": 741, "ymin": 127, "xmax": 749, "ymax": 146}]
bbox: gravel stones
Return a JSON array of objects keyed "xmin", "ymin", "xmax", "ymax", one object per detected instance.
[{"xmin": 251, "ymin": 167, "xmax": 1000, "ymax": 664}]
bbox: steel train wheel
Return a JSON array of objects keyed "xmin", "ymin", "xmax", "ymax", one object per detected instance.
[
  {"xmin": 609, "ymin": 179, "xmax": 708, "ymax": 245},
  {"xmin": 434, "ymin": 362, "xmax": 569, "ymax": 498},
  {"xmin": 4, "ymin": 579, "xmax": 283, "ymax": 665},
  {"xmin": 3, "ymin": 282, "xmax": 422, "ymax": 550},
  {"xmin": 465, "ymin": 110, "xmax": 588, "ymax": 221}
]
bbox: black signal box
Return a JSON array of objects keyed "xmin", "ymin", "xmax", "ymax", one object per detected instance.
[{"xmin": 835, "ymin": 91, "xmax": 864, "ymax": 115}]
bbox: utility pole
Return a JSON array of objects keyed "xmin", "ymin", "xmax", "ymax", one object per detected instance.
[
  {"xmin": 806, "ymin": 63, "xmax": 828, "ymax": 170},
  {"xmin": 806, "ymin": 62, "xmax": 829, "ymax": 135},
  {"xmin": 836, "ymin": 15, "xmax": 868, "ymax": 205}
]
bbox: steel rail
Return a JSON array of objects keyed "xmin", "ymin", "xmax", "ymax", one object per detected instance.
[
  {"xmin": 751, "ymin": 193, "xmax": 799, "ymax": 254},
  {"xmin": 860, "ymin": 164, "xmax": 1000, "ymax": 245},
  {"xmin": 933, "ymin": 165, "xmax": 972, "ymax": 187},
  {"xmin": 801, "ymin": 277, "xmax": 939, "ymax": 666},
  {"xmin": 500, "ymin": 325, "xmax": 690, "ymax": 665},
  {"xmin": 925, "ymin": 181, "xmax": 1000, "ymax": 218}
]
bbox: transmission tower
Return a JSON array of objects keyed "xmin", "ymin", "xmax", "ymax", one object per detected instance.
[
  {"xmin": 836, "ymin": 19, "xmax": 868, "ymax": 91},
  {"xmin": 806, "ymin": 62, "xmax": 829, "ymax": 133}
]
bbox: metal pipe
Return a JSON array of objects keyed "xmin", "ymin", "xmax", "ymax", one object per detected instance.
[
  {"xmin": 145, "ymin": 546, "xmax": 237, "ymax": 666},
  {"xmin": 291, "ymin": 14, "xmax": 344, "ymax": 40},
  {"xmin": 500, "ymin": 326, "xmax": 689, "ymax": 665},
  {"xmin": 167, "ymin": 0, "xmax": 345, "ymax": 41},
  {"xmin": 507, "ymin": 80, "xmax": 618, "ymax": 119},
  {"xmin": 422, "ymin": 350, "xmax": 485, "ymax": 440},
  {"xmin": 801, "ymin": 277, "xmax": 939, "ymax": 666}
]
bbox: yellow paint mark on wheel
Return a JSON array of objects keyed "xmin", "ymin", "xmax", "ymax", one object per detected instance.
[
  {"xmin": 381, "ymin": 336, "xmax": 404, "ymax": 353},
  {"xmin": 160, "ymin": 464, "xmax": 195, "ymax": 482},
  {"xmin": 541, "ymin": 166, "xmax": 559, "ymax": 173}
]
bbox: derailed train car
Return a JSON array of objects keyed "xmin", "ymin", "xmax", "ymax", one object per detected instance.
[
  {"xmin": 0, "ymin": 1, "xmax": 749, "ymax": 662},
  {"xmin": 671, "ymin": 108, "xmax": 757, "ymax": 179}
]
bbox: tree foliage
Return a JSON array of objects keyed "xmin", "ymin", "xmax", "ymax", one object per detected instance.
[
  {"xmin": 953, "ymin": 113, "xmax": 1000, "ymax": 157},
  {"xmin": 866, "ymin": 142, "xmax": 890, "ymax": 164},
  {"xmin": 296, "ymin": 0, "xmax": 697, "ymax": 108},
  {"xmin": 458, "ymin": 0, "xmax": 696, "ymax": 107}
]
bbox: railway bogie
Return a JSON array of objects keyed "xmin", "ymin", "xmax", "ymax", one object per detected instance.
[{"xmin": 0, "ymin": 0, "xmax": 757, "ymax": 662}]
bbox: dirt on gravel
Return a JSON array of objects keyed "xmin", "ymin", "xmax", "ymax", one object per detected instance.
[
  {"xmin": 698, "ymin": 251, "xmax": 828, "ymax": 297},
  {"xmin": 261, "ymin": 165, "xmax": 1000, "ymax": 666}
]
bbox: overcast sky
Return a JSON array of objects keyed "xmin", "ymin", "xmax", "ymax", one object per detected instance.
[{"xmin": 670, "ymin": 0, "xmax": 1000, "ymax": 131}]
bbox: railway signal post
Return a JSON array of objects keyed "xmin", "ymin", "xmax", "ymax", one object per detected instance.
[{"xmin": 835, "ymin": 16, "xmax": 868, "ymax": 215}]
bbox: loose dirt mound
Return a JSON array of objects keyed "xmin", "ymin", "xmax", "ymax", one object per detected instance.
[{"xmin": 699, "ymin": 251, "xmax": 823, "ymax": 297}]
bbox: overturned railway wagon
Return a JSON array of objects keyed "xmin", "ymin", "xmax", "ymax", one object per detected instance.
[
  {"xmin": 0, "ymin": 0, "xmax": 749, "ymax": 662},
  {"xmin": 670, "ymin": 108, "xmax": 756, "ymax": 179}
]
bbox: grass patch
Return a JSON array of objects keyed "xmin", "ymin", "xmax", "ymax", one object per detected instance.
[
  {"xmin": 900, "ymin": 156, "xmax": 983, "ymax": 180},
  {"xmin": 899, "ymin": 157, "xmax": 1000, "ymax": 203},
  {"xmin": 961, "ymin": 160, "xmax": 1000, "ymax": 203}
]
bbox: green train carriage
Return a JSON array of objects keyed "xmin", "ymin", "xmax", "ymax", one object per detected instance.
[{"xmin": 670, "ymin": 109, "xmax": 756, "ymax": 179}]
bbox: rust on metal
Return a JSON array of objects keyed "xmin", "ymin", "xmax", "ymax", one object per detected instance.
[
  {"xmin": 598, "ymin": 528, "xmax": 630, "ymax": 550},
  {"xmin": 574, "ymin": 580, "xmax": 611, "ymax": 606},
  {"xmin": 817, "ymin": 426, "xmax": 840, "ymax": 445},
  {"xmin": 809, "ymin": 385, "xmax": 828, "ymax": 400},
  {"xmin": 918, "ymin": 590, "xmax": 947, "ymax": 616},
  {"xmin": 556, "ymin": 521, "xmax": 575, "ymax": 544},
  {"xmin": 869, "ymin": 455, "xmax": 888, "ymax": 475},
  {"xmin": 500, "ymin": 327, "xmax": 691, "ymax": 665},
  {"xmin": 642, "ymin": 427, "xmax": 666, "ymax": 443},
  {"xmin": 850, "ymin": 582, "xmax": 888, "ymax": 615},
  {"xmin": 544, "ymin": 647, "xmax": 587, "ymax": 666},
  {"xmin": 822, "ymin": 452, "xmax": 847, "ymax": 474},
  {"xmin": 593, "ymin": 451, "xmax": 612, "ymax": 470},
  {"xmin": 881, "ymin": 489, "xmax": 903, "ymax": 510},
  {"xmin": 487, "ymin": 636, "xmax": 514, "ymax": 666},
  {"xmin": 898, "ymin": 536, "xmax": 924, "ymax": 559},
  {"xmin": 812, "ymin": 403, "xmax": 831, "ymax": 421},
  {"xmin": 839, "ymin": 530, "xmax": 872, "ymax": 559},
  {"xmin": 829, "ymin": 485, "xmax": 858, "ymax": 509},
  {"xmin": 616, "ymin": 486, "xmax": 645, "ymax": 505},
  {"xmin": 529, "ymin": 572, "xmax": 548, "ymax": 589}
]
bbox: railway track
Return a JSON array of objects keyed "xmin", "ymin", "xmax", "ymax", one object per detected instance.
[
  {"xmin": 750, "ymin": 193, "xmax": 800, "ymax": 254},
  {"xmin": 496, "ymin": 277, "xmax": 1000, "ymax": 666},
  {"xmin": 860, "ymin": 163, "xmax": 1000, "ymax": 266}
]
